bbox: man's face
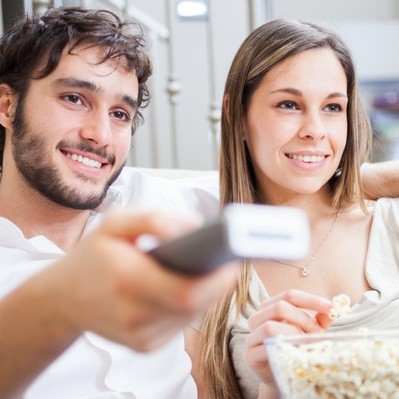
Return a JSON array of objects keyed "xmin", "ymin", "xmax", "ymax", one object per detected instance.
[{"xmin": 11, "ymin": 45, "xmax": 139, "ymax": 209}]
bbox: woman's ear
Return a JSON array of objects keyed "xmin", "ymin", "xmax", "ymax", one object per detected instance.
[{"xmin": 0, "ymin": 84, "xmax": 16, "ymax": 130}]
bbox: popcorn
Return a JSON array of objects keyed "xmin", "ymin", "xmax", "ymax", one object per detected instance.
[
  {"xmin": 327, "ymin": 294, "xmax": 352, "ymax": 320},
  {"xmin": 268, "ymin": 331, "xmax": 399, "ymax": 399}
]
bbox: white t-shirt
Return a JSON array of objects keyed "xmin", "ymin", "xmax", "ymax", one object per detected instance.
[{"xmin": 0, "ymin": 167, "xmax": 220, "ymax": 399}]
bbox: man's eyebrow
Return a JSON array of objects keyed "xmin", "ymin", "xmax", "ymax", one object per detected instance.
[
  {"xmin": 119, "ymin": 94, "xmax": 138, "ymax": 111},
  {"xmin": 270, "ymin": 87, "xmax": 347, "ymax": 99},
  {"xmin": 54, "ymin": 77, "xmax": 99, "ymax": 92},
  {"xmin": 53, "ymin": 77, "xmax": 138, "ymax": 110}
]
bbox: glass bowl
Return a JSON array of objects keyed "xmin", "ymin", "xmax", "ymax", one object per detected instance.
[{"xmin": 264, "ymin": 329, "xmax": 399, "ymax": 399}]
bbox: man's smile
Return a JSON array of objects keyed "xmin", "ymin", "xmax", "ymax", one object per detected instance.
[{"xmin": 64, "ymin": 151, "xmax": 104, "ymax": 169}]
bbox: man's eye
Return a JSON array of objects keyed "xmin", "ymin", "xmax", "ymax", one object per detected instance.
[
  {"xmin": 111, "ymin": 110, "xmax": 130, "ymax": 121},
  {"xmin": 277, "ymin": 101, "xmax": 298, "ymax": 110},
  {"xmin": 64, "ymin": 94, "xmax": 82, "ymax": 104},
  {"xmin": 325, "ymin": 104, "xmax": 342, "ymax": 112}
]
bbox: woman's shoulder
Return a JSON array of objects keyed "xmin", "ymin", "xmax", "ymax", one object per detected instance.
[
  {"xmin": 343, "ymin": 197, "xmax": 399, "ymax": 218},
  {"xmin": 337, "ymin": 197, "xmax": 399, "ymax": 224},
  {"xmin": 338, "ymin": 200, "xmax": 374, "ymax": 224}
]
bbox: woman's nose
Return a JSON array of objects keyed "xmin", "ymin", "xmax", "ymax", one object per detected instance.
[{"xmin": 298, "ymin": 110, "xmax": 327, "ymax": 140}]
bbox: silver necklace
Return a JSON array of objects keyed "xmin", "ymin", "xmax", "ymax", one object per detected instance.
[{"xmin": 274, "ymin": 206, "xmax": 341, "ymax": 277}]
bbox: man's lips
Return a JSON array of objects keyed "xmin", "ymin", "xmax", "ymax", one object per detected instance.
[
  {"xmin": 60, "ymin": 149, "xmax": 111, "ymax": 169},
  {"xmin": 65, "ymin": 152, "xmax": 103, "ymax": 168}
]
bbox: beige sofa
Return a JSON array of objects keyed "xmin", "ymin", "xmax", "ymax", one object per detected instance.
[{"xmin": 135, "ymin": 167, "xmax": 218, "ymax": 180}]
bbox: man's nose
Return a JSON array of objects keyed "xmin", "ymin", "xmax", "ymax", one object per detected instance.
[{"xmin": 79, "ymin": 110, "xmax": 112, "ymax": 147}]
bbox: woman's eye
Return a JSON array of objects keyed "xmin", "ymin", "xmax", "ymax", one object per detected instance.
[
  {"xmin": 277, "ymin": 101, "xmax": 298, "ymax": 110},
  {"xmin": 325, "ymin": 103, "xmax": 342, "ymax": 112}
]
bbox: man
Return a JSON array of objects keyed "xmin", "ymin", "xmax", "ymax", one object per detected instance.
[{"xmin": 0, "ymin": 8, "xmax": 235, "ymax": 399}]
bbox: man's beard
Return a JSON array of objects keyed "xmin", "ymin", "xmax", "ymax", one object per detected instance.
[{"xmin": 11, "ymin": 99, "xmax": 125, "ymax": 210}]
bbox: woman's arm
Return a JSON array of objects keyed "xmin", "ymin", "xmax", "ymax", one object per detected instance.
[
  {"xmin": 184, "ymin": 326, "xmax": 213, "ymax": 399},
  {"xmin": 362, "ymin": 161, "xmax": 399, "ymax": 200}
]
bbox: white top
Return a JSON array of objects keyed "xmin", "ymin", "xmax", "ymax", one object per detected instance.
[
  {"xmin": 0, "ymin": 167, "xmax": 219, "ymax": 399},
  {"xmin": 227, "ymin": 198, "xmax": 399, "ymax": 399}
]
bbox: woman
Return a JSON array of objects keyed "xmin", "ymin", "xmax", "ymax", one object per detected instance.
[{"xmin": 185, "ymin": 18, "xmax": 399, "ymax": 398}]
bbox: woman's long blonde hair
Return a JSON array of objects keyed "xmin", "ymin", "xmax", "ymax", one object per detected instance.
[{"xmin": 200, "ymin": 19, "xmax": 372, "ymax": 398}]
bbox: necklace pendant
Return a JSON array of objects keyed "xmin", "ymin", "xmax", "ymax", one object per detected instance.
[{"xmin": 302, "ymin": 266, "xmax": 310, "ymax": 277}]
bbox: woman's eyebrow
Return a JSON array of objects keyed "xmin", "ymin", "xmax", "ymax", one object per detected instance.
[
  {"xmin": 270, "ymin": 88, "xmax": 303, "ymax": 96},
  {"xmin": 326, "ymin": 92, "xmax": 348, "ymax": 99},
  {"xmin": 270, "ymin": 87, "xmax": 347, "ymax": 99}
]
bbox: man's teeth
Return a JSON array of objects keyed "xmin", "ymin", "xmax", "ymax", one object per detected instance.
[
  {"xmin": 289, "ymin": 154, "xmax": 325, "ymax": 163},
  {"xmin": 66, "ymin": 153, "xmax": 102, "ymax": 168}
]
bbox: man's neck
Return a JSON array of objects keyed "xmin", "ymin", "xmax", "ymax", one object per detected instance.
[{"xmin": 0, "ymin": 178, "xmax": 92, "ymax": 252}]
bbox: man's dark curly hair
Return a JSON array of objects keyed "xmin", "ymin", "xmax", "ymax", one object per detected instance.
[{"xmin": 0, "ymin": 7, "xmax": 152, "ymax": 170}]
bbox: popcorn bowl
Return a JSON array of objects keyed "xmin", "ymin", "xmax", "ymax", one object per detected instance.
[{"xmin": 264, "ymin": 329, "xmax": 399, "ymax": 399}]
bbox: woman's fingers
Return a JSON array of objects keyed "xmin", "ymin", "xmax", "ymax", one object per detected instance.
[
  {"xmin": 245, "ymin": 320, "xmax": 303, "ymax": 383},
  {"xmin": 257, "ymin": 289, "xmax": 332, "ymax": 312},
  {"xmin": 245, "ymin": 289, "xmax": 336, "ymax": 388},
  {"xmin": 249, "ymin": 290, "xmax": 332, "ymax": 333},
  {"xmin": 315, "ymin": 312, "xmax": 334, "ymax": 330},
  {"xmin": 247, "ymin": 320, "xmax": 302, "ymax": 349}
]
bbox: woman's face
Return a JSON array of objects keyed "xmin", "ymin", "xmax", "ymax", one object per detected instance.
[{"xmin": 244, "ymin": 48, "xmax": 348, "ymax": 203}]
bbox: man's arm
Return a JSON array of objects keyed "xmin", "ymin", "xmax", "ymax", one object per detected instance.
[
  {"xmin": 362, "ymin": 161, "xmax": 399, "ymax": 200},
  {"xmin": 0, "ymin": 274, "xmax": 79, "ymax": 398},
  {"xmin": 0, "ymin": 211, "xmax": 238, "ymax": 398}
]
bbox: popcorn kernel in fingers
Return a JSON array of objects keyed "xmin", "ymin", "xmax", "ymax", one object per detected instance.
[{"xmin": 327, "ymin": 294, "xmax": 352, "ymax": 320}]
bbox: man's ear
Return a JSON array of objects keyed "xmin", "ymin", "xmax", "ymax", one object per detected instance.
[{"xmin": 0, "ymin": 84, "xmax": 17, "ymax": 130}]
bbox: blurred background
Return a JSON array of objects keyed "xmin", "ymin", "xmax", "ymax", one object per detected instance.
[{"xmin": 3, "ymin": 0, "xmax": 399, "ymax": 170}]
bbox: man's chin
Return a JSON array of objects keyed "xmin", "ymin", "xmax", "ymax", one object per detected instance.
[
  {"xmin": 46, "ymin": 184, "xmax": 108, "ymax": 210},
  {"xmin": 58, "ymin": 194, "xmax": 106, "ymax": 210},
  {"xmin": 36, "ymin": 164, "xmax": 122, "ymax": 210}
]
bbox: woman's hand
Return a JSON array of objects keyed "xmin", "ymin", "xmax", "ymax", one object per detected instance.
[{"xmin": 245, "ymin": 289, "xmax": 333, "ymax": 386}]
